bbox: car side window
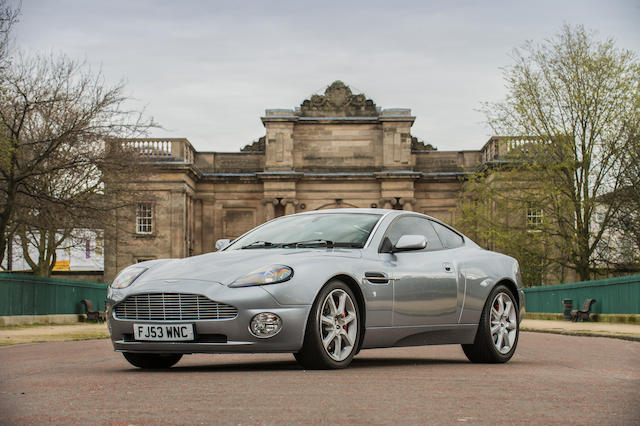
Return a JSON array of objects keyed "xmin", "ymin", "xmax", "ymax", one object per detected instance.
[
  {"xmin": 380, "ymin": 216, "xmax": 444, "ymax": 252},
  {"xmin": 430, "ymin": 220, "xmax": 464, "ymax": 249}
]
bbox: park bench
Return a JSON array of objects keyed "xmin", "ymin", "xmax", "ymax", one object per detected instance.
[
  {"xmin": 81, "ymin": 299, "xmax": 106, "ymax": 322},
  {"xmin": 570, "ymin": 299, "xmax": 596, "ymax": 322}
]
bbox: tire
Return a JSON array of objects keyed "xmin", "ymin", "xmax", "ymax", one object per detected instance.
[
  {"xmin": 122, "ymin": 352, "xmax": 183, "ymax": 369},
  {"xmin": 462, "ymin": 284, "xmax": 519, "ymax": 363},
  {"xmin": 294, "ymin": 280, "xmax": 360, "ymax": 370}
]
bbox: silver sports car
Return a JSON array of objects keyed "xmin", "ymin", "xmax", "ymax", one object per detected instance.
[{"xmin": 107, "ymin": 209, "xmax": 524, "ymax": 369}]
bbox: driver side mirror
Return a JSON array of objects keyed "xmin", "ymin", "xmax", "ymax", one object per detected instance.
[
  {"xmin": 215, "ymin": 239, "xmax": 231, "ymax": 251},
  {"xmin": 392, "ymin": 235, "xmax": 427, "ymax": 253}
]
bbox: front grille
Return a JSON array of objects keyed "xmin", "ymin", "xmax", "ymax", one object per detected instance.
[{"xmin": 114, "ymin": 293, "xmax": 238, "ymax": 320}]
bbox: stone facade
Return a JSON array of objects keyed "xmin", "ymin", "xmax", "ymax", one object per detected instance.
[{"xmin": 105, "ymin": 81, "xmax": 509, "ymax": 281}]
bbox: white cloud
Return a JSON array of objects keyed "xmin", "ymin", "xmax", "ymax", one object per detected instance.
[{"xmin": 14, "ymin": 0, "xmax": 640, "ymax": 152}]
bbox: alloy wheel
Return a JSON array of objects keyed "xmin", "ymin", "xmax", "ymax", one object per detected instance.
[
  {"xmin": 319, "ymin": 289, "xmax": 358, "ymax": 361},
  {"xmin": 490, "ymin": 292, "xmax": 517, "ymax": 354}
]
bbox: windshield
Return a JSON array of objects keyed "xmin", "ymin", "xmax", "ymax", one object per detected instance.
[{"xmin": 225, "ymin": 213, "xmax": 382, "ymax": 250}]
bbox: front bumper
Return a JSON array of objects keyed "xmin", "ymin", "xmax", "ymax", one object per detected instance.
[{"xmin": 107, "ymin": 280, "xmax": 311, "ymax": 354}]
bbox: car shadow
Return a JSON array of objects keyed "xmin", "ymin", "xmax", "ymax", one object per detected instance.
[{"xmin": 122, "ymin": 356, "xmax": 472, "ymax": 373}]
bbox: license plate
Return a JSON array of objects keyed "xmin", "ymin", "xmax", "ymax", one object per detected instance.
[{"xmin": 133, "ymin": 323, "xmax": 194, "ymax": 341}]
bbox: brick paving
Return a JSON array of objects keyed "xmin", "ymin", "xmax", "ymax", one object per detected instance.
[{"xmin": 0, "ymin": 332, "xmax": 639, "ymax": 424}]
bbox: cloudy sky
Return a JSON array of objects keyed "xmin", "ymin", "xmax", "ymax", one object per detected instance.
[{"xmin": 12, "ymin": 0, "xmax": 640, "ymax": 152}]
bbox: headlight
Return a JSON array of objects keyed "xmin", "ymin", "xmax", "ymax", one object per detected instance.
[
  {"xmin": 111, "ymin": 266, "xmax": 148, "ymax": 289},
  {"xmin": 230, "ymin": 265, "xmax": 293, "ymax": 287}
]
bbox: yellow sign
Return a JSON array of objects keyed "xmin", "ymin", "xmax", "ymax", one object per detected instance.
[{"xmin": 53, "ymin": 260, "xmax": 70, "ymax": 271}]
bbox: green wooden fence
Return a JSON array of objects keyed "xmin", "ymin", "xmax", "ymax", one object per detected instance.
[
  {"xmin": 0, "ymin": 273, "xmax": 108, "ymax": 316},
  {"xmin": 523, "ymin": 274, "xmax": 640, "ymax": 314}
]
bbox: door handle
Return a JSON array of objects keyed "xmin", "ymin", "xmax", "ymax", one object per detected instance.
[{"xmin": 443, "ymin": 263, "xmax": 453, "ymax": 273}]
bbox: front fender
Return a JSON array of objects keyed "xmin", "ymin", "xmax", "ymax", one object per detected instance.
[{"xmin": 259, "ymin": 258, "xmax": 361, "ymax": 306}]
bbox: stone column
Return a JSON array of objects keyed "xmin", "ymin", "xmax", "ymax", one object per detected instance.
[
  {"xmin": 380, "ymin": 198, "xmax": 393, "ymax": 210},
  {"xmin": 380, "ymin": 109, "xmax": 415, "ymax": 171},
  {"xmin": 262, "ymin": 110, "xmax": 297, "ymax": 172},
  {"xmin": 170, "ymin": 188, "xmax": 186, "ymax": 258},
  {"xmin": 401, "ymin": 198, "xmax": 414, "ymax": 211},
  {"xmin": 284, "ymin": 199, "xmax": 298, "ymax": 215},
  {"xmin": 262, "ymin": 199, "xmax": 276, "ymax": 221}
]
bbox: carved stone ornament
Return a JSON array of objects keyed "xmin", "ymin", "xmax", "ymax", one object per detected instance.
[
  {"xmin": 240, "ymin": 136, "xmax": 265, "ymax": 152},
  {"xmin": 411, "ymin": 136, "xmax": 438, "ymax": 151},
  {"xmin": 299, "ymin": 81, "xmax": 378, "ymax": 117}
]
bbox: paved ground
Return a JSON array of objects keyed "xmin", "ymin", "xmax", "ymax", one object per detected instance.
[{"xmin": 1, "ymin": 333, "xmax": 638, "ymax": 425}]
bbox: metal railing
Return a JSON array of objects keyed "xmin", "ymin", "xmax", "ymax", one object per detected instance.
[{"xmin": 523, "ymin": 274, "xmax": 640, "ymax": 314}]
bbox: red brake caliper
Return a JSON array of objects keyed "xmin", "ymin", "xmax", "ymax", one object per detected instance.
[{"xmin": 342, "ymin": 310, "xmax": 347, "ymax": 331}]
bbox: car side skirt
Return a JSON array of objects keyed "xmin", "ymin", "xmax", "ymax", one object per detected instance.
[{"xmin": 361, "ymin": 324, "xmax": 478, "ymax": 349}]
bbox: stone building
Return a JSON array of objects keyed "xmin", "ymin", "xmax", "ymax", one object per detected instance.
[{"xmin": 105, "ymin": 81, "xmax": 512, "ymax": 281}]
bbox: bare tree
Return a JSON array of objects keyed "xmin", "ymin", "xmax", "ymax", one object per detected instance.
[
  {"xmin": 0, "ymin": 0, "xmax": 18, "ymax": 69},
  {"xmin": 0, "ymin": 53, "xmax": 156, "ymax": 275},
  {"xmin": 480, "ymin": 25, "xmax": 640, "ymax": 281}
]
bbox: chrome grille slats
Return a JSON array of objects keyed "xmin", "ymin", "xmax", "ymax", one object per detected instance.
[{"xmin": 114, "ymin": 293, "xmax": 238, "ymax": 321}]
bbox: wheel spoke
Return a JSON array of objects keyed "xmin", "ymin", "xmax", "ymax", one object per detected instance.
[
  {"xmin": 333, "ymin": 334, "xmax": 342, "ymax": 357},
  {"xmin": 322, "ymin": 330, "xmax": 336, "ymax": 349},
  {"xmin": 504, "ymin": 300, "xmax": 512, "ymax": 317},
  {"xmin": 502, "ymin": 329, "xmax": 510, "ymax": 349},
  {"xmin": 495, "ymin": 329, "xmax": 503, "ymax": 349},
  {"xmin": 490, "ymin": 324, "xmax": 500, "ymax": 334},
  {"xmin": 337, "ymin": 292, "xmax": 346, "ymax": 315},
  {"xmin": 506, "ymin": 321, "xmax": 516, "ymax": 330},
  {"xmin": 341, "ymin": 330, "xmax": 353, "ymax": 346},
  {"xmin": 491, "ymin": 307, "xmax": 500, "ymax": 319},
  {"xmin": 321, "ymin": 315, "xmax": 333, "ymax": 326},
  {"xmin": 328, "ymin": 295, "xmax": 338, "ymax": 315},
  {"xmin": 497, "ymin": 294, "xmax": 505, "ymax": 315},
  {"xmin": 343, "ymin": 313, "xmax": 356, "ymax": 325}
]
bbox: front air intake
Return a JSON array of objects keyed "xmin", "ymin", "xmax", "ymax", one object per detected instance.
[{"xmin": 114, "ymin": 293, "xmax": 238, "ymax": 321}]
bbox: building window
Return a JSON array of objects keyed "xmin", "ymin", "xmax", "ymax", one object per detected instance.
[
  {"xmin": 527, "ymin": 205, "xmax": 543, "ymax": 227},
  {"xmin": 136, "ymin": 203, "xmax": 153, "ymax": 234}
]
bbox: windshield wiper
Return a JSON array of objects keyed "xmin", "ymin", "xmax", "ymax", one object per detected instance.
[
  {"xmin": 281, "ymin": 239, "xmax": 335, "ymax": 248},
  {"xmin": 280, "ymin": 239, "xmax": 364, "ymax": 249},
  {"xmin": 241, "ymin": 240, "xmax": 279, "ymax": 249}
]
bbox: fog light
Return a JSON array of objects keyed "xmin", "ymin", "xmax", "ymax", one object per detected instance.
[{"xmin": 249, "ymin": 312, "xmax": 282, "ymax": 338}]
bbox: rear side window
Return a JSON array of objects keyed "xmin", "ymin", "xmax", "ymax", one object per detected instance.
[
  {"xmin": 431, "ymin": 221, "xmax": 464, "ymax": 249},
  {"xmin": 380, "ymin": 216, "xmax": 444, "ymax": 252}
]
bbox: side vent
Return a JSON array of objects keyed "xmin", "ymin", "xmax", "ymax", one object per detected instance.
[{"xmin": 364, "ymin": 272, "xmax": 390, "ymax": 284}]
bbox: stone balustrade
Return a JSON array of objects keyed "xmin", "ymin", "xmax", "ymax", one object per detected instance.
[
  {"xmin": 481, "ymin": 136, "xmax": 538, "ymax": 162},
  {"xmin": 123, "ymin": 138, "xmax": 195, "ymax": 163}
]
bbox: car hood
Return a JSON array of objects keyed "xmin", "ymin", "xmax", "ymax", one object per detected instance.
[{"xmin": 134, "ymin": 248, "xmax": 363, "ymax": 285}]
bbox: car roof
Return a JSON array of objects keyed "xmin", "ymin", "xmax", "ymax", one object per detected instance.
[
  {"xmin": 294, "ymin": 208, "xmax": 435, "ymax": 221},
  {"xmin": 291, "ymin": 208, "xmax": 475, "ymax": 245}
]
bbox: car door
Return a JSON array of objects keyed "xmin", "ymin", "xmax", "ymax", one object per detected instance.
[{"xmin": 378, "ymin": 215, "xmax": 459, "ymax": 326}]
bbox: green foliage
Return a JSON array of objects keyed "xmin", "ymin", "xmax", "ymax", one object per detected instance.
[
  {"xmin": 475, "ymin": 24, "xmax": 640, "ymax": 281},
  {"xmin": 455, "ymin": 170, "xmax": 560, "ymax": 286}
]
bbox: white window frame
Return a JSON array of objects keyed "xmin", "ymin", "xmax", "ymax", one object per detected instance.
[
  {"xmin": 136, "ymin": 203, "xmax": 153, "ymax": 235},
  {"xmin": 526, "ymin": 205, "xmax": 544, "ymax": 228}
]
